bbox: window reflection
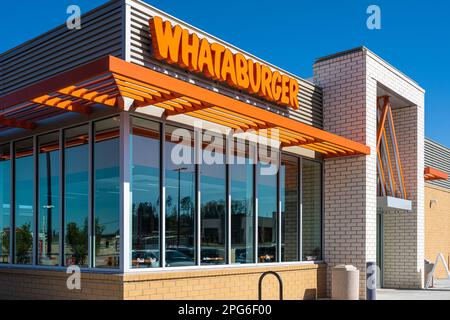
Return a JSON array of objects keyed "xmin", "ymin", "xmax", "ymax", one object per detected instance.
[
  {"xmin": 14, "ymin": 138, "xmax": 34, "ymax": 265},
  {"xmin": 38, "ymin": 132, "xmax": 60, "ymax": 266},
  {"xmin": 0, "ymin": 144, "xmax": 11, "ymax": 264},
  {"xmin": 302, "ymin": 160, "xmax": 322, "ymax": 261},
  {"xmin": 231, "ymin": 140, "xmax": 254, "ymax": 264},
  {"xmin": 165, "ymin": 125, "xmax": 196, "ymax": 267},
  {"xmin": 131, "ymin": 117, "xmax": 160, "ymax": 268},
  {"xmin": 200, "ymin": 132, "xmax": 226, "ymax": 265},
  {"xmin": 94, "ymin": 117, "xmax": 120, "ymax": 268},
  {"xmin": 257, "ymin": 150, "xmax": 278, "ymax": 263},
  {"xmin": 281, "ymin": 155, "xmax": 299, "ymax": 262},
  {"xmin": 64, "ymin": 125, "xmax": 89, "ymax": 267},
  {"xmin": 0, "ymin": 115, "xmax": 324, "ymax": 268}
]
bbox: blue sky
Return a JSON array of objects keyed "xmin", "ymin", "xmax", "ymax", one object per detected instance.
[{"xmin": 1, "ymin": 0, "xmax": 449, "ymax": 145}]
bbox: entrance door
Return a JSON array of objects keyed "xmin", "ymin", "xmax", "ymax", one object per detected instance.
[{"xmin": 376, "ymin": 210, "xmax": 384, "ymax": 288}]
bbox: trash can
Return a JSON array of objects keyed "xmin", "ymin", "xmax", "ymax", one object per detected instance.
[{"xmin": 332, "ymin": 265, "xmax": 360, "ymax": 300}]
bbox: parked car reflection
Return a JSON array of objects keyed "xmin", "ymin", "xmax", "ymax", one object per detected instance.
[
  {"xmin": 201, "ymin": 248, "xmax": 225, "ymax": 265},
  {"xmin": 132, "ymin": 250, "xmax": 159, "ymax": 268},
  {"xmin": 132, "ymin": 249, "xmax": 196, "ymax": 268},
  {"xmin": 165, "ymin": 249, "xmax": 195, "ymax": 267}
]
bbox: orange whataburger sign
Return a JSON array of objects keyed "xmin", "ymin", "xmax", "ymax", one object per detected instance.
[{"xmin": 149, "ymin": 16, "xmax": 300, "ymax": 110}]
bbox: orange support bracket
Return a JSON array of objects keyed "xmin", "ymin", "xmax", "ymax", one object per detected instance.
[
  {"xmin": 0, "ymin": 116, "xmax": 36, "ymax": 130},
  {"xmin": 425, "ymin": 167, "xmax": 449, "ymax": 181},
  {"xmin": 377, "ymin": 96, "xmax": 389, "ymax": 150},
  {"xmin": 376, "ymin": 95, "xmax": 407, "ymax": 199}
]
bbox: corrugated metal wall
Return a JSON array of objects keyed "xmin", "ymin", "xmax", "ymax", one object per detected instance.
[
  {"xmin": 127, "ymin": 0, "xmax": 324, "ymax": 128},
  {"xmin": 0, "ymin": 0, "xmax": 323, "ymax": 129},
  {"xmin": 0, "ymin": 0, "xmax": 124, "ymax": 96},
  {"xmin": 425, "ymin": 138, "xmax": 450, "ymax": 190}
]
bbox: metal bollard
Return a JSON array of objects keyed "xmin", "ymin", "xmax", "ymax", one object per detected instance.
[{"xmin": 366, "ymin": 262, "xmax": 377, "ymax": 300}]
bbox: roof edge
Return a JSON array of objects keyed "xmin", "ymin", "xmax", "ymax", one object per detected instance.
[
  {"xmin": 314, "ymin": 46, "xmax": 366, "ymax": 64},
  {"xmin": 315, "ymin": 46, "xmax": 424, "ymax": 92}
]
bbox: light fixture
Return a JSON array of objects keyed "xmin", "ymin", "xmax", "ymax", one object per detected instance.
[{"xmin": 430, "ymin": 199, "xmax": 438, "ymax": 208}]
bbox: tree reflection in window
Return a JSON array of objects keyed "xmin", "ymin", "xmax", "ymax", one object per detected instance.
[
  {"xmin": 165, "ymin": 125, "xmax": 196, "ymax": 267},
  {"xmin": 14, "ymin": 138, "xmax": 34, "ymax": 265},
  {"xmin": 131, "ymin": 117, "xmax": 161, "ymax": 268},
  {"xmin": 0, "ymin": 143, "xmax": 11, "ymax": 264},
  {"xmin": 64, "ymin": 125, "xmax": 89, "ymax": 267}
]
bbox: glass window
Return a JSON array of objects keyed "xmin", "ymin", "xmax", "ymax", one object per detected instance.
[
  {"xmin": 165, "ymin": 125, "xmax": 196, "ymax": 267},
  {"xmin": 14, "ymin": 138, "xmax": 34, "ymax": 265},
  {"xmin": 0, "ymin": 144, "xmax": 11, "ymax": 264},
  {"xmin": 231, "ymin": 140, "xmax": 254, "ymax": 264},
  {"xmin": 200, "ymin": 131, "xmax": 226, "ymax": 265},
  {"xmin": 302, "ymin": 159, "xmax": 322, "ymax": 261},
  {"xmin": 257, "ymin": 150, "xmax": 278, "ymax": 263},
  {"xmin": 280, "ymin": 154, "xmax": 299, "ymax": 262},
  {"xmin": 131, "ymin": 117, "xmax": 161, "ymax": 268},
  {"xmin": 64, "ymin": 125, "xmax": 89, "ymax": 267},
  {"xmin": 94, "ymin": 117, "xmax": 120, "ymax": 268},
  {"xmin": 38, "ymin": 132, "xmax": 60, "ymax": 266}
]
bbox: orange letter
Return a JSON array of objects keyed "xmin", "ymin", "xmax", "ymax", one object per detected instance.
[
  {"xmin": 198, "ymin": 39, "xmax": 215, "ymax": 77},
  {"xmin": 271, "ymin": 71, "xmax": 282, "ymax": 101},
  {"xmin": 149, "ymin": 16, "xmax": 182, "ymax": 64},
  {"xmin": 280, "ymin": 75, "xmax": 290, "ymax": 106},
  {"xmin": 260, "ymin": 66, "xmax": 273, "ymax": 100},
  {"xmin": 180, "ymin": 29, "xmax": 200, "ymax": 71},
  {"xmin": 220, "ymin": 49, "xmax": 237, "ymax": 86},
  {"xmin": 289, "ymin": 79, "xmax": 300, "ymax": 109},
  {"xmin": 211, "ymin": 43, "xmax": 226, "ymax": 80},
  {"xmin": 235, "ymin": 53, "xmax": 249, "ymax": 89},
  {"xmin": 248, "ymin": 59, "xmax": 261, "ymax": 94}
]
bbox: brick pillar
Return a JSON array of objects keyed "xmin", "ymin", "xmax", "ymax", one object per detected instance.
[
  {"xmin": 314, "ymin": 47, "xmax": 425, "ymax": 295},
  {"xmin": 313, "ymin": 49, "xmax": 378, "ymax": 299}
]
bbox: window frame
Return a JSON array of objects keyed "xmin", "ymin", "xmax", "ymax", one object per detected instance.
[{"xmin": 0, "ymin": 112, "xmax": 324, "ymax": 273}]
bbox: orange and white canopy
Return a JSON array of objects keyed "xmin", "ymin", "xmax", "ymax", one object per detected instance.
[{"xmin": 0, "ymin": 56, "xmax": 370, "ymax": 157}]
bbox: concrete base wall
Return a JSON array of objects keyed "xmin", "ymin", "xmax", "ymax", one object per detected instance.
[{"xmin": 0, "ymin": 264, "xmax": 327, "ymax": 300}]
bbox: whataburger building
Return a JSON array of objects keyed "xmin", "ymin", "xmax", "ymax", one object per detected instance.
[{"xmin": 0, "ymin": 0, "xmax": 448, "ymax": 300}]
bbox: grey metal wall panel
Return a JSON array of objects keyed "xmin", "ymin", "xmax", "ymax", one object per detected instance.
[
  {"xmin": 127, "ymin": 0, "xmax": 323, "ymax": 128},
  {"xmin": 0, "ymin": 0, "xmax": 124, "ymax": 96},
  {"xmin": 425, "ymin": 138, "xmax": 450, "ymax": 190}
]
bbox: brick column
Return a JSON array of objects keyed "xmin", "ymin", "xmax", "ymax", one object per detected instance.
[
  {"xmin": 314, "ymin": 48, "xmax": 377, "ymax": 299},
  {"xmin": 314, "ymin": 47, "xmax": 425, "ymax": 296}
]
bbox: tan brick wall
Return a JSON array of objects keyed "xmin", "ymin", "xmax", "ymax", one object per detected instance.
[
  {"xmin": 0, "ymin": 268, "xmax": 123, "ymax": 300},
  {"xmin": 123, "ymin": 264, "xmax": 327, "ymax": 300},
  {"xmin": 0, "ymin": 264, "xmax": 326, "ymax": 300},
  {"xmin": 425, "ymin": 184, "xmax": 450, "ymax": 279}
]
